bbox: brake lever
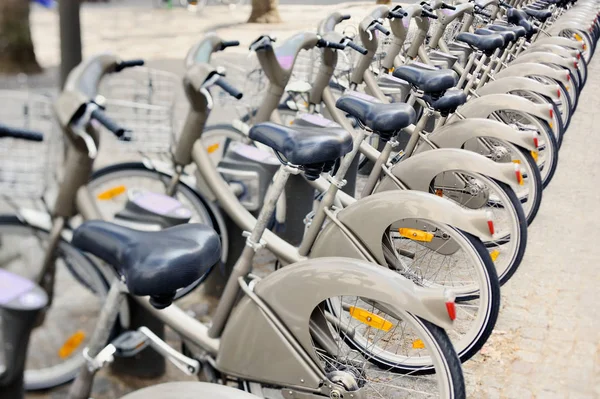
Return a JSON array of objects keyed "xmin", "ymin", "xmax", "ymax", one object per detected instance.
[{"xmin": 70, "ymin": 103, "xmax": 99, "ymax": 159}]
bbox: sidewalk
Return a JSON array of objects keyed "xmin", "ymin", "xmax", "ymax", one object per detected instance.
[{"xmin": 9, "ymin": 1, "xmax": 600, "ymax": 398}]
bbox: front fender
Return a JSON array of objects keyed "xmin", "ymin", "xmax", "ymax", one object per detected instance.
[
  {"xmin": 421, "ymin": 118, "xmax": 537, "ymax": 151},
  {"xmin": 476, "ymin": 76, "xmax": 560, "ymax": 102},
  {"xmin": 448, "ymin": 93, "xmax": 553, "ymax": 124},
  {"xmin": 376, "ymin": 148, "xmax": 517, "ymax": 193},
  {"xmin": 494, "ymin": 62, "xmax": 570, "ymax": 87},
  {"xmin": 310, "ymin": 190, "xmax": 492, "ymax": 266},
  {"xmin": 254, "ymin": 257, "xmax": 453, "ymax": 365}
]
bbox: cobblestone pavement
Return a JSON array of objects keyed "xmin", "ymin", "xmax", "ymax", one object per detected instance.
[{"xmin": 2, "ymin": 1, "xmax": 599, "ymax": 398}]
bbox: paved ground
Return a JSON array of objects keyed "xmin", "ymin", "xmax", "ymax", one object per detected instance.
[{"xmin": 1, "ymin": 1, "xmax": 599, "ymax": 398}]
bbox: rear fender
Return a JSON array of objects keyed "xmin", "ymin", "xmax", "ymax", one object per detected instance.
[
  {"xmin": 448, "ymin": 93, "xmax": 553, "ymax": 124},
  {"xmin": 218, "ymin": 257, "xmax": 453, "ymax": 384},
  {"xmin": 420, "ymin": 118, "xmax": 538, "ymax": 151},
  {"xmin": 529, "ymin": 36, "xmax": 585, "ymax": 51},
  {"xmin": 376, "ymin": 148, "xmax": 517, "ymax": 193},
  {"xmin": 520, "ymin": 44, "xmax": 580, "ymax": 59},
  {"xmin": 508, "ymin": 52, "xmax": 579, "ymax": 76},
  {"xmin": 494, "ymin": 62, "xmax": 570, "ymax": 87},
  {"xmin": 477, "ymin": 76, "xmax": 560, "ymax": 102},
  {"xmin": 309, "ymin": 190, "xmax": 493, "ymax": 266}
]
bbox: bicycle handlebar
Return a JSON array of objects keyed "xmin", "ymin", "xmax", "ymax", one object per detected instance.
[
  {"xmin": 215, "ymin": 77, "xmax": 243, "ymax": 100},
  {"xmin": 373, "ymin": 23, "xmax": 391, "ymax": 36},
  {"xmin": 347, "ymin": 40, "xmax": 369, "ymax": 55},
  {"xmin": 474, "ymin": 8, "xmax": 492, "ymax": 17},
  {"xmin": 340, "ymin": 14, "xmax": 351, "ymax": 21},
  {"xmin": 90, "ymin": 109, "xmax": 131, "ymax": 140},
  {"xmin": 220, "ymin": 40, "xmax": 240, "ymax": 50},
  {"xmin": 422, "ymin": 9, "xmax": 439, "ymax": 19},
  {"xmin": 317, "ymin": 38, "xmax": 346, "ymax": 50},
  {"xmin": 441, "ymin": 2, "xmax": 457, "ymax": 10},
  {"xmin": 115, "ymin": 59, "xmax": 145, "ymax": 72},
  {"xmin": 388, "ymin": 9, "xmax": 408, "ymax": 19},
  {"xmin": 0, "ymin": 124, "xmax": 44, "ymax": 141}
]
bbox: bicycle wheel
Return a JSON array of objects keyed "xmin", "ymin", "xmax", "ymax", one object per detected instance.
[
  {"xmin": 313, "ymin": 295, "xmax": 465, "ymax": 398},
  {"xmin": 431, "ymin": 172, "xmax": 527, "ymax": 285},
  {"xmin": 510, "ymin": 89, "xmax": 565, "ymax": 148},
  {"xmin": 493, "ymin": 110, "xmax": 559, "ymax": 188},
  {"xmin": 381, "ymin": 220, "xmax": 500, "ymax": 367},
  {"xmin": 0, "ymin": 215, "xmax": 109, "ymax": 390}
]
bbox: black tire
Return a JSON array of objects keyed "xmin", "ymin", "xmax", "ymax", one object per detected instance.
[
  {"xmin": 517, "ymin": 147, "xmax": 544, "ymax": 225},
  {"xmin": 89, "ymin": 162, "xmax": 226, "ymax": 300},
  {"xmin": 0, "ymin": 215, "xmax": 111, "ymax": 391},
  {"xmin": 537, "ymin": 118, "xmax": 560, "ymax": 188},
  {"xmin": 491, "ymin": 180, "xmax": 528, "ymax": 285}
]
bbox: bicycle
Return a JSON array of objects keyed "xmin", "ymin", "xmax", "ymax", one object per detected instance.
[{"xmin": 65, "ymin": 62, "xmax": 466, "ymax": 399}]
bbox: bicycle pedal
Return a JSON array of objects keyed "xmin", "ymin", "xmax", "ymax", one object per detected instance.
[{"xmin": 111, "ymin": 330, "xmax": 150, "ymax": 357}]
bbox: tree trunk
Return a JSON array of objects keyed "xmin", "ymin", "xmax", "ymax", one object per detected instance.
[
  {"xmin": 0, "ymin": 0, "xmax": 42, "ymax": 74},
  {"xmin": 248, "ymin": 0, "xmax": 281, "ymax": 23}
]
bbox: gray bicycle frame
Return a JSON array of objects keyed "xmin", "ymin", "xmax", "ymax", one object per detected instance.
[{"xmin": 170, "ymin": 61, "xmax": 495, "ymax": 267}]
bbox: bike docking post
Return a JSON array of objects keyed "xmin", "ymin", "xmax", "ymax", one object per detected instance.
[{"xmin": 0, "ymin": 270, "xmax": 48, "ymax": 399}]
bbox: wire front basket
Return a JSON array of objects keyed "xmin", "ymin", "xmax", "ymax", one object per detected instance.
[
  {"xmin": 98, "ymin": 67, "xmax": 180, "ymax": 154},
  {"xmin": 0, "ymin": 91, "xmax": 62, "ymax": 199}
]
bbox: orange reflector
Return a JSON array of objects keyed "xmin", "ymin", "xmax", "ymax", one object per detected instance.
[
  {"xmin": 446, "ymin": 302, "xmax": 456, "ymax": 321},
  {"xmin": 574, "ymin": 33, "xmax": 583, "ymax": 41},
  {"xmin": 549, "ymin": 108, "xmax": 553, "ymax": 119},
  {"xmin": 574, "ymin": 61, "xmax": 579, "ymax": 68},
  {"xmin": 557, "ymin": 88, "xmax": 561, "ymax": 98},
  {"xmin": 389, "ymin": 67, "xmax": 395, "ymax": 73},
  {"xmin": 486, "ymin": 210, "xmax": 495, "ymax": 235},
  {"xmin": 349, "ymin": 307, "xmax": 393, "ymax": 332},
  {"xmin": 398, "ymin": 228, "xmax": 434, "ymax": 242},
  {"xmin": 59, "ymin": 330, "xmax": 86, "ymax": 359},
  {"xmin": 490, "ymin": 249, "xmax": 500, "ymax": 262},
  {"xmin": 207, "ymin": 143, "xmax": 220, "ymax": 154},
  {"xmin": 435, "ymin": 189, "xmax": 443, "ymax": 197},
  {"xmin": 512, "ymin": 159, "xmax": 521, "ymax": 165},
  {"xmin": 412, "ymin": 339, "xmax": 426, "ymax": 349},
  {"xmin": 533, "ymin": 134, "xmax": 539, "ymax": 148},
  {"xmin": 531, "ymin": 151, "xmax": 539, "ymax": 162},
  {"xmin": 577, "ymin": 53, "xmax": 581, "ymax": 60},
  {"xmin": 97, "ymin": 185, "xmax": 126, "ymax": 200}
]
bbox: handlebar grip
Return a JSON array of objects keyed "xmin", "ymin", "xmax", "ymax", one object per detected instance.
[
  {"xmin": 215, "ymin": 77, "xmax": 243, "ymax": 100},
  {"xmin": 422, "ymin": 10, "xmax": 439, "ymax": 19},
  {"xmin": 388, "ymin": 10, "xmax": 408, "ymax": 19},
  {"xmin": 90, "ymin": 109, "xmax": 130, "ymax": 140},
  {"xmin": 329, "ymin": 41, "xmax": 347, "ymax": 50},
  {"xmin": 374, "ymin": 23, "xmax": 391, "ymax": 36},
  {"xmin": 221, "ymin": 40, "xmax": 240, "ymax": 49},
  {"xmin": 0, "ymin": 124, "xmax": 44, "ymax": 141},
  {"xmin": 347, "ymin": 41, "xmax": 368, "ymax": 55},
  {"xmin": 115, "ymin": 59, "xmax": 145, "ymax": 72},
  {"xmin": 340, "ymin": 14, "xmax": 351, "ymax": 21},
  {"xmin": 442, "ymin": 3, "xmax": 457, "ymax": 10}
]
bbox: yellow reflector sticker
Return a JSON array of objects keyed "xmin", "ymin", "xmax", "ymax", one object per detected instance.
[
  {"xmin": 398, "ymin": 228, "xmax": 434, "ymax": 242},
  {"xmin": 574, "ymin": 33, "xmax": 583, "ymax": 41},
  {"xmin": 490, "ymin": 250, "xmax": 500, "ymax": 262},
  {"xmin": 549, "ymin": 121, "xmax": 554, "ymax": 129},
  {"xmin": 59, "ymin": 330, "xmax": 86, "ymax": 359},
  {"xmin": 412, "ymin": 339, "xmax": 426, "ymax": 349},
  {"xmin": 207, "ymin": 143, "xmax": 220, "ymax": 154},
  {"xmin": 97, "ymin": 185, "xmax": 126, "ymax": 200},
  {"xmin": 531, "ymin": 151, "xmax": 539, "ymax": 162},
  {"xmin": 349, "ymin": 307, "xmax": 393, "ymax": 332},
  {"xmin": 389, "ymin": 67, "xmax": 395, "ymax": 73},
  {"xmin": 512, "ymin": 159, "xmax": 521, "ymax": 164}
]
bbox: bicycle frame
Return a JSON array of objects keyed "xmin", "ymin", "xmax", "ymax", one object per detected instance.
[{"xmin": 171, "ymin": 62, "xmax": 495, "ymax": 266}]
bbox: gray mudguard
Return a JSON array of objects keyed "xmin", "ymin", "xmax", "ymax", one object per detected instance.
[
  {"xmin": 447, "ymin": 93, "xmax": 553, "ymax": 124},
  {"xmin": 529, "ymin": 36, "xmax": 585, "ymax": 51},
  {"xmin": 520, "ymin": 44, "xmax": 580, "ymax": 59},
  {"xmin": 548, "ymin": 22, "xmax": 594, "ymax": 36},
  {"xmin": 508, "ymin": 52, "xmax": 578, "ymax": 77},
  {"xmin": 309, "ymin": 190, "xmax": 492, "ymax": 266},
  {"xmin": 218, "ymin": 257, "xmax": 452, "ymax": 386},
  {"xmin": 419, "ymin": 118, "xmax": 538, "ymax": 152},
  {"xmin": 476, "ymin": 76, "xmax": 560, "ymax": 102},
  {"xmin": 376, "ymin": 148, "xmax": 518, "ymax": 193},
  {"xmin": 494, "ymin": 62, "xmax": 570, "ymax": 87}
]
